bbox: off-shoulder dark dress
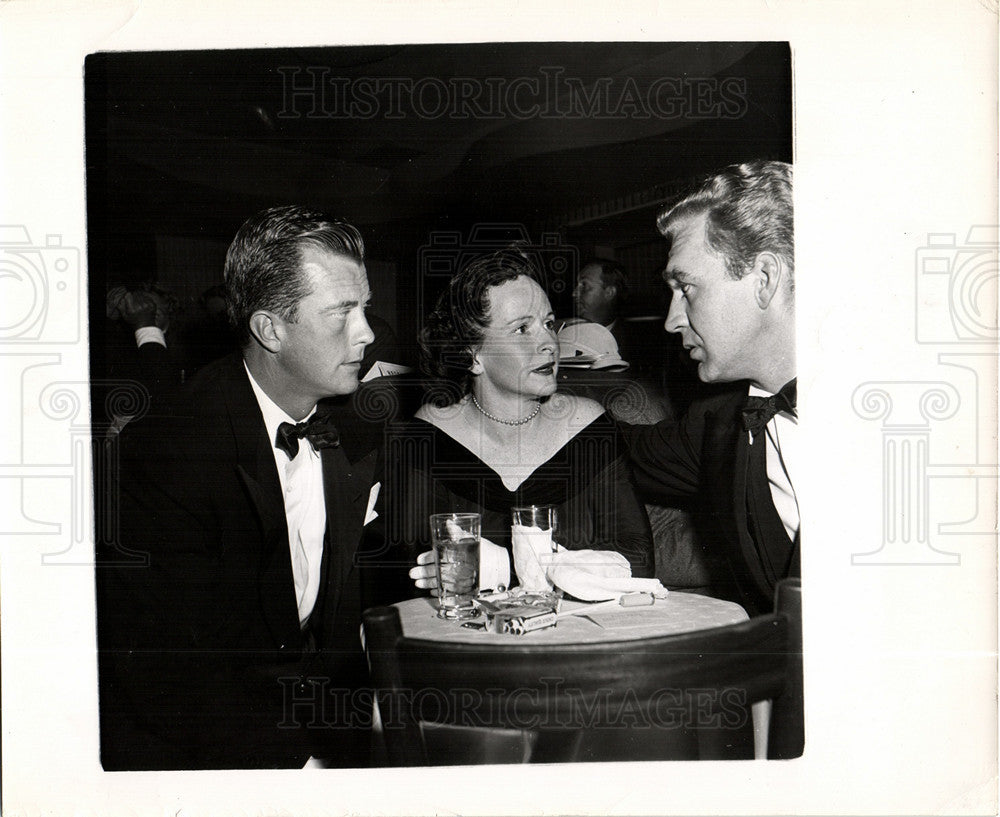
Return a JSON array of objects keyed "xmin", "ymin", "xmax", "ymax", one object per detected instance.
[{"xmin": 385, "ymin": 412, "xmax": 654, "ymax": 580}]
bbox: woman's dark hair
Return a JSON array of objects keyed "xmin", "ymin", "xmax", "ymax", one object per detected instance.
[{"xmin": 418, "ymin": 247, "xmax": 542, "ymax": 405}]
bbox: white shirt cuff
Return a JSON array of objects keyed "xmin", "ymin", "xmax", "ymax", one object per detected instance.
[
  {"xmin": 134, "ymin": 326, "xmax": 167, "ymax": 348},
  {"xmin": 479, "ymin": 537, "xmax": 511, "ymax": 591}
]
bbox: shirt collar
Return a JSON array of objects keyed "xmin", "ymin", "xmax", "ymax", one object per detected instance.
[{"xmin": 244, "ymin": 361, "xmax": 316, "ymax": 456}]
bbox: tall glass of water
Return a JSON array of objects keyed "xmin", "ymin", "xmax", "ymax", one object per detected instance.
[
  {"xmin": 510, "ymin": 505, "xmax": 558, "ymax": 591},
  {"xmin": 429, "ymin": 512, "xmax": 481, "ymax": 620}
]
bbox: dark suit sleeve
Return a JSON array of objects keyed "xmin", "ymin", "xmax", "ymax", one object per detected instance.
[
  {"xmin": 576, "ymin": 449, "xmax": 655, "ymax": 578},
  {"xmin": 619, "ymin": 409, "xmax": 705, "ymax": 507}
]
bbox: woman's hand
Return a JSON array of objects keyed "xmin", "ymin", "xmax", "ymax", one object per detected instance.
[
  {"xmin": 408, "ymin": 550, "xmax": 440, "ymax": 595},
  {"xmin": 408, "ymin": 536, "xmax": 510, "ymax": 596}
]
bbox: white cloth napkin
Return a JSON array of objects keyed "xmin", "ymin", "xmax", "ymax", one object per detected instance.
[
  {"xmin": 541, "ymin": 549, "xmax": 669, "ymax": 601},
  {"xmin": 511, "ymin": 524, "xmax": 556, "ymax": 591}
]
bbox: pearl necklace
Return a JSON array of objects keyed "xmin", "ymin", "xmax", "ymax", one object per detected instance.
[{"xmin": 471, "ymin": 394, "xmax": 541, "ymax": 426}]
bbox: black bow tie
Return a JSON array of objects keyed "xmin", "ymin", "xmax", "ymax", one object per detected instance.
[
  {"xmin": 275, "ymin": 415, "xmax": 341, "ymax": 459},
  {"xmin": 742, "ymin": 378, "xmax": 797, "ymax": 438}
]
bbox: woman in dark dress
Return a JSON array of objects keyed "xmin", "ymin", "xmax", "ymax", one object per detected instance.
[{"xmin": 393, "ymin": 248, "xmax": 654, "ymax": 590}]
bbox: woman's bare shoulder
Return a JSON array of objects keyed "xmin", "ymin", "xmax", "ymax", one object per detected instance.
[
  {"xmin": 544, "ymin": 393, "xmax": 606, "ymax": 427},
  {"xmin": 415, "ymin": 400, "xmax": 471, "ymax": 439}
]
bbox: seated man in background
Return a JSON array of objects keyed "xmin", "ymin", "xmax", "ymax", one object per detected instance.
[
  {"xmin": 97, "ymin": 205, "xmax": 388, "ymax": 769},
  {"xmin": 571, "ymin": 257, "xmax": 629, "ymax": 333},
  {"xmin": 570, "ymin": 257, "xmax": 669, "ymax": 382},
  {"xmin": 102, "ymin": 283, "xmax": 181, "ymax": 427}
]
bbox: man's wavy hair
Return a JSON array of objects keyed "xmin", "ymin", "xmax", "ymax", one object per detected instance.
[
  {"xmin": 658, "ymin": 160, "xmax": 793, "ymax": 287},
  {"xmin": 419, "ymin": 246, "xmax": 543, "ymax": 405},
  {"xmin": 224, "ymin": 205, "xmax": 365, "ymax": 347}
]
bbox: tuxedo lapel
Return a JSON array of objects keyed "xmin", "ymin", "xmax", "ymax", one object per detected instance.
[
  {"xmin": 219, "ymin": 356, "xmax": 302, "ymax": 649},
  {"xmin": 702, "ymin": 399, "xmax": 745, "ymax": 551},
  {"xmin": 313, "ymin": 443, "xmax": 377, "ymax": 640},
  {"xmin": 737, "ymin": 429, "xmax": 780, "ymax": 590},
  {"xmin": 702, "ymin": 390, "xmax": 774, "ymax": 611}
]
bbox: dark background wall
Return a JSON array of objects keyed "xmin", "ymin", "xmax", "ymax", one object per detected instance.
[{"xmin": 86, "ymin": 42, "xmax": 792, "ymax": 384}]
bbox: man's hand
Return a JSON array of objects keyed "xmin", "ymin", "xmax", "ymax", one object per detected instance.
[{"xmin": 107, "ymin": 287, "xmax": 172, "ymax": 331}]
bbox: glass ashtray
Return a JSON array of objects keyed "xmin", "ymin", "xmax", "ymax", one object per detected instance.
[{"xmin": 473, "ymin": 588, "xmax": 563, "ymax": 634}]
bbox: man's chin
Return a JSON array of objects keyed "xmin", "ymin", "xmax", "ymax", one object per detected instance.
[{"xmin": 329, "ymin": 373, "xmax": 361, "ymax": 397}]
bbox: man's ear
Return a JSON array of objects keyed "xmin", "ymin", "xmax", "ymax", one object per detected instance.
[
  {"xmin": 750, "ymin": 251, "xmax": 786, "ymax": 309},
  {"xmin": 603, "ymin": 284, "xmax": 617, "ymax": 303},
  {"xmin": 248, "ymin": 310, "xmax": 282, "ymax": 353}
]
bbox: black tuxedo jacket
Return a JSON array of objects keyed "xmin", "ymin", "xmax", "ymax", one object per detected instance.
[
  {"xmin": 96, "ymin": 353, "xmax": 385, "ymax": 769},
  {"xmin": 622, "ymin": 383, "xmax": 800, "ymax": 616}
]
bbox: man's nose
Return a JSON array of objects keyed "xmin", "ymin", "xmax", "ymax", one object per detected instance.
[
  {"xmin": 356, "ymin": 314, "xmax": 376, "ymax": 347},
  {"xmin": 664, "ymin": 296, "xmax": 687, "ymax": 334}
]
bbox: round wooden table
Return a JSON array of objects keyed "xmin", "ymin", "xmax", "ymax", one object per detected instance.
[
  {"xmin": 369, "ymin": 592, "xmax": 765, "ymax": 763},
  {"xmin": 393, "ymin": 591, "xmax": 749, "ymax": 644}
]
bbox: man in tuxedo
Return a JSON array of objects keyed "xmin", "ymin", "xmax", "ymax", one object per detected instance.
[
  {"xmin": 96, "ymin": 206, "xmax": 386, "ymax": 769},
  {"xmin": 623, "ymin": 161, "xmax": 797, "ymax": 616}
]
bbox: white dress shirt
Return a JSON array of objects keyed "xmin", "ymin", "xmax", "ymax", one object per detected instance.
[
  {"xmin": 747, "ymin": 384, "xmax": 800, "ymax": 542},
  {"xmin": 245, "ymin": 364, "xmax": 327, "ymax": 626}
]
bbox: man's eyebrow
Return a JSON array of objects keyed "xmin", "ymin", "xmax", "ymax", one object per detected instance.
[{"xmin": 322, "ymin": 299, "xmax": 360, "ymax": 312}]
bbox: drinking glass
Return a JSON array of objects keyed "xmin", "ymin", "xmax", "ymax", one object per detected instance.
[
  {"xmin": 510, "ymin": 505, "xmax": 558, "ymax": 590},
  {"xmin": 429, "ymin": 512, "xmax": 481, "ymax": 620}
]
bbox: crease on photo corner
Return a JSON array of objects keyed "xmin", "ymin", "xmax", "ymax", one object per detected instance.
[{"xmin": 100, "ymin": 1, "xmax": 144, "ymax": 42}]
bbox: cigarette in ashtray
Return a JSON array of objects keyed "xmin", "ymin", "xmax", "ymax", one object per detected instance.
[{"xmin": 445, "ymin": 518, "xmax": 474, "ymax": 541}]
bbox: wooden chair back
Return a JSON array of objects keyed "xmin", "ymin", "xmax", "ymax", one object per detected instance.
[
  {"xmin": 768, "ymin": 577, "xmax": 803, "ymax": 758},
  {"xmin": 363, "ymin": 603, "xmax": 794, "ymax": 765}
]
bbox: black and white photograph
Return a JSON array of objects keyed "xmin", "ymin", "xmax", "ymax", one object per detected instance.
[
  {"xmin": 1, "ymin": 2, "xmax": 996, "ymax": 815},
  {"xmin": 87, "ymin": 41, "xmax": 798, "ymax": 772}
]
